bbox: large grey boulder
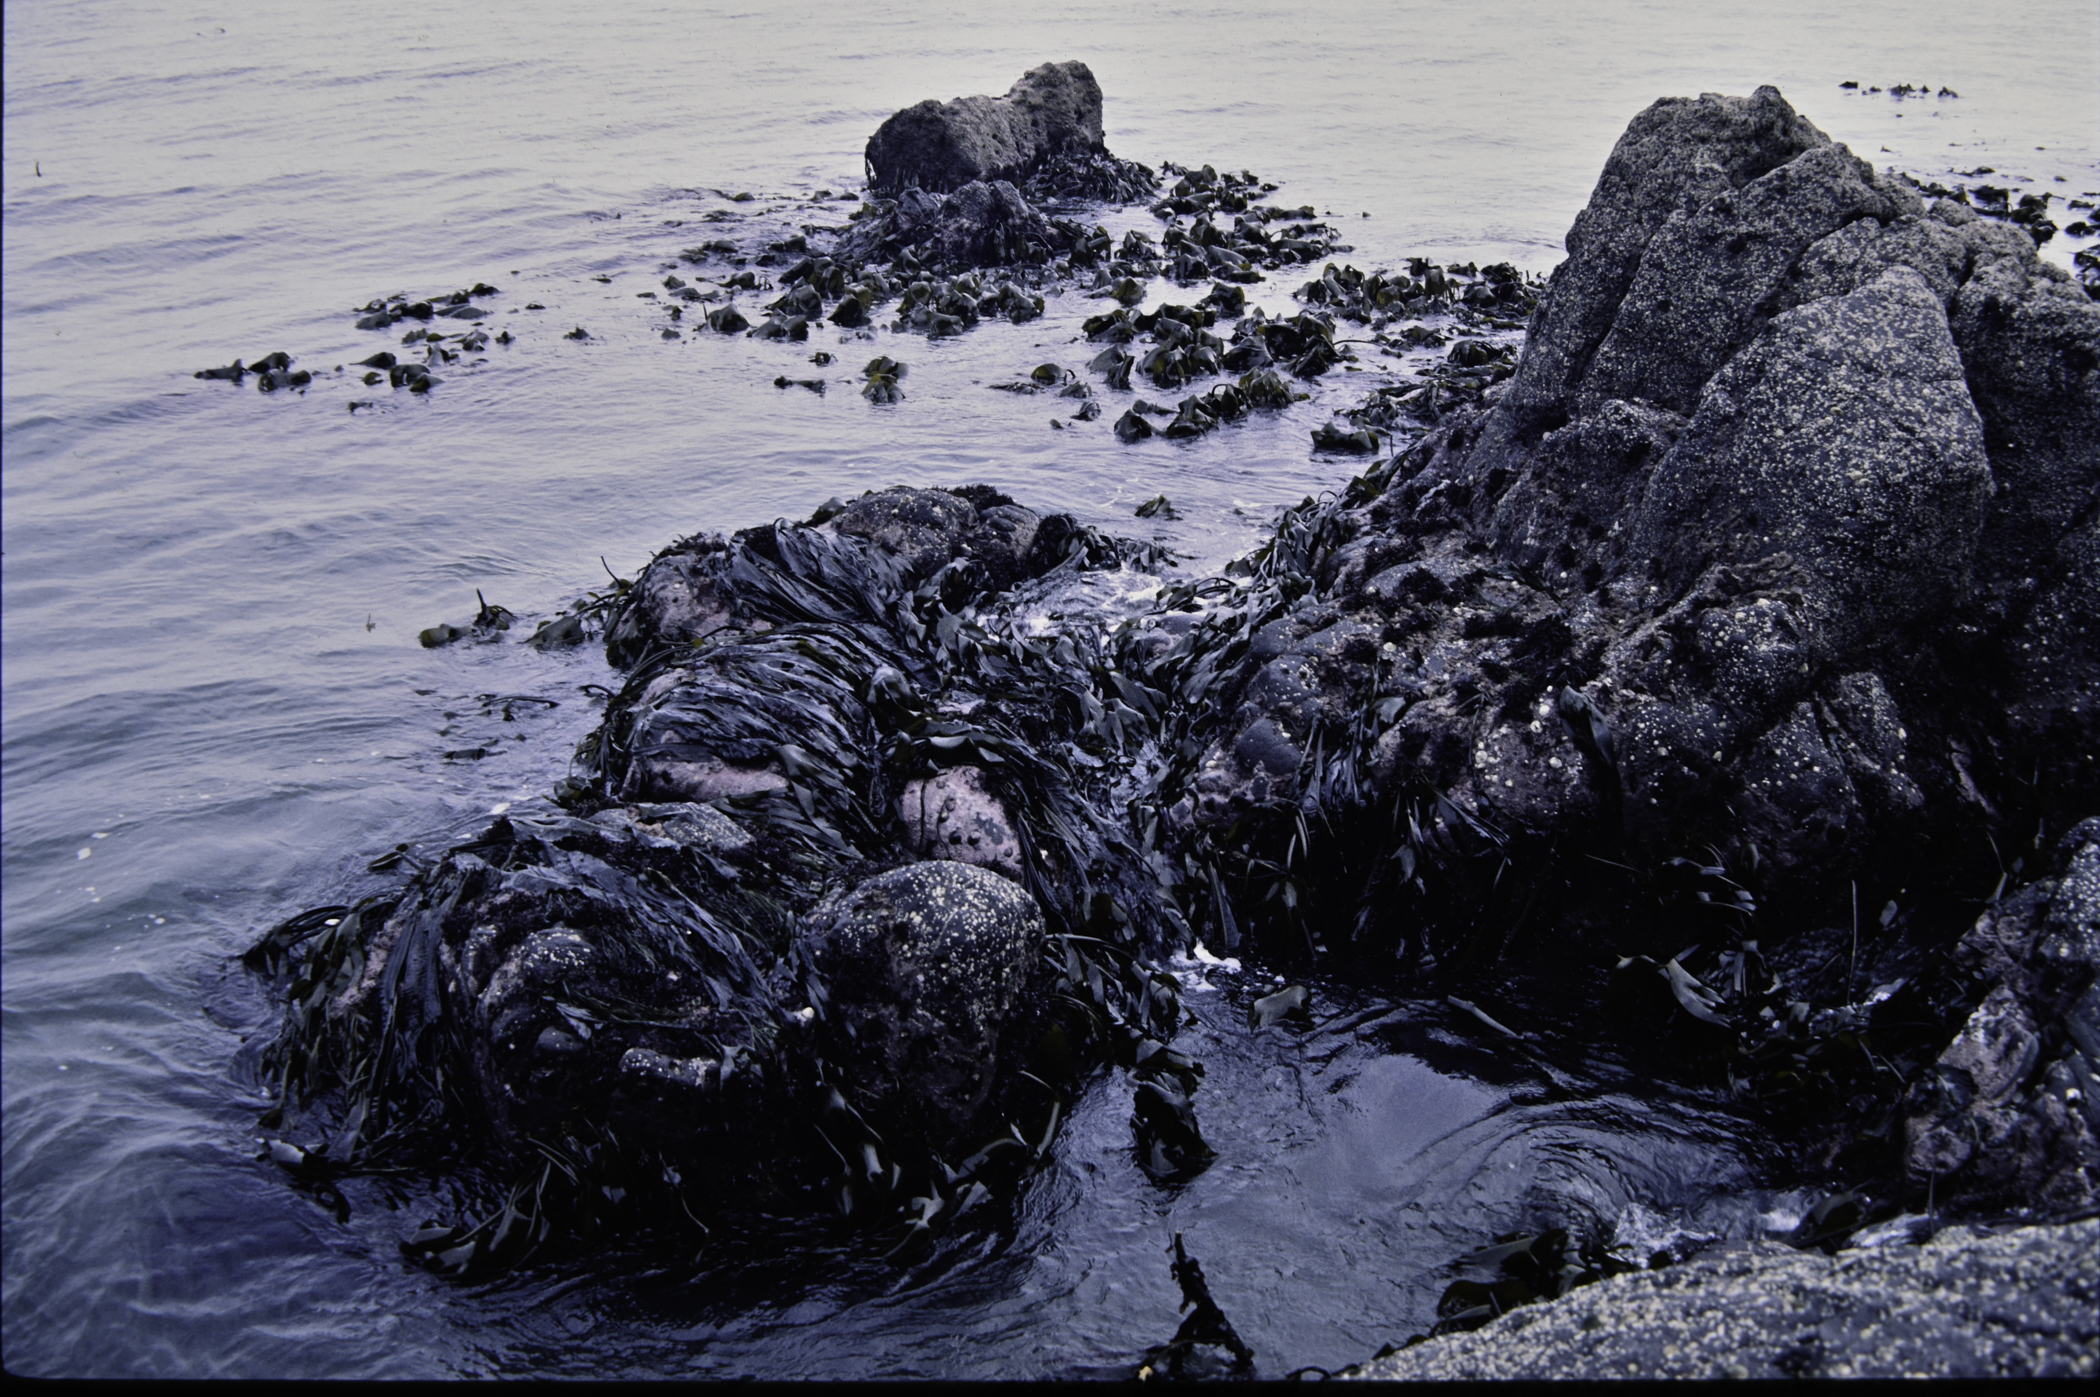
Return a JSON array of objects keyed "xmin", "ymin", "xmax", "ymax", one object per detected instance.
[
  {"xmin": 804, "ymin": 861, "xmax": 1047, "ymax": 1144},
  {"xmin": 1343, "ymin": 1220, "xmax": 2099, "ymax": 1380},
  {"xmin": 865, "ymin": 61, "xmax": 1107, "ymax": 194},
  {"xmin": 1624, "ymin": 265, "xmax": 1992, "ymax": 654},
  {"xmin": 1489, "ymin": 86, "xmax": 1831, "ymax": 445},
  {"xmin": 1576, "ymin": 143, "xmax": 1919, "ymax": 416}
]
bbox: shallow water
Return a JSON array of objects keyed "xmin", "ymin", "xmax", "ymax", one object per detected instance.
[{"xmin": 5, "ymin": 0, "xmax": 2097, "ymax": 1378}]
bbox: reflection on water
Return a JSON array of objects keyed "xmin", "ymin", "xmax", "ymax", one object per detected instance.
[
  {"xmin": 5, "ymin": 0, "xmax": 2094, "ymax": 1378},
  {"xmin": 382, "ymin": 973, "xmax": 1794, "ymax": 1381}
]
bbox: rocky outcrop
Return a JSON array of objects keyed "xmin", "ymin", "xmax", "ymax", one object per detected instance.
[
  {"xmin": 1484, "ymin": 86, "xmax": 1832, "ymax": 448},
  {"xmin": 1344, "ymin": 1219, "xmax": 2099, "ymax": 1380},
  {"xmin": 865, "ymin": 61, "xmax": 1110, "ymax": 195},
  {"xmin": 252, "ymin": 85, "xmax": 2094, "ymax": 1289},
  {"xmin": 1132, "ymin": 84, "xmax": 2097, "ymax": 1215},
  {"xmin": 1173, "ymin": 84, "xmax": 2096, "ymax": 922}
]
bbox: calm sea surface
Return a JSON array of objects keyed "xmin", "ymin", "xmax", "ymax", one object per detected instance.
[{"xmin": 5, "ymin": 0, "xmax": 2096, "ymax": 1378}]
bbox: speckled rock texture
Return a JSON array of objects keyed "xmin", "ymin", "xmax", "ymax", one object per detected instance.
[
  {"xmin": 1481, "ymin": 85, "xmax": 1830, "ymax": 451},
  {"xmin": 804, "ymin": 861, "xmax": 1047, "ymax": 1145},
  {"xmin": 834, "ymin": 485, "xmax": 981, "ymax": 580},
  {"xmin": 1624, "ymin": 264, "xmax": 1992, "ymax": 651},
  {"xmin": 864, "ymin": 61, "xmax": 1107, "ymax": 195},
  {"xmin": 900, "ymin": 765, "xmax": 1024, "ymax": 880},
  {"xmin": 1344, "ymin": 1219, "xmax": 2099, "ymax": 1381}
]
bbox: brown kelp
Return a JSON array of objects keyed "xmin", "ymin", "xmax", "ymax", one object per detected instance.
[{"xmin": 247, "ymin": 488, "xmax": 1210, "ymax": 1274}]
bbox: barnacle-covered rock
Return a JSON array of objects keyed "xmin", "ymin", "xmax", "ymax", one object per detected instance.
[
  {"xmin": 804, "ymin": 861, "xmax": 1046, "ymax": 1143},
  {"xmin": 1624, "ymin": 265, "xmax": 1992, "ymax": 653}
]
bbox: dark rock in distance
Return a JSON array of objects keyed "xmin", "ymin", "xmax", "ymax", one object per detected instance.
[{"xmin": 865, "ymin": 61, "xmax": 1109, "ymax": 195}]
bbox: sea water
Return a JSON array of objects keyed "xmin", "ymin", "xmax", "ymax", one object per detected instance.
[{"xmin": 5, "ymin": 0, "xmax": 2096, "ymax": 1377}]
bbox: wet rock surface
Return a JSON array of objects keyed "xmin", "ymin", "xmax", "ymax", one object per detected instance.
[
  {"xmin": 1344, "ymin": 1218, "xmax": 2099, "ymax": 1380},
  {"xmin": 803, "ymin": 861, "xmax": 1045, "ymax": 1144},
  {"xmin": 1903, "ymin": 819, "xmax": 2100, "ymax": 1213}
]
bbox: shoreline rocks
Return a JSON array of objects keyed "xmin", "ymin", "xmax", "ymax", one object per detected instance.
[
  {"xmin": 249, "ymin": 84, "xmax": 2096, "ymax": 1319},
  {"xmin": 1344, "ymin": 1218, "xmax": 2098, "ymax": 1380}
]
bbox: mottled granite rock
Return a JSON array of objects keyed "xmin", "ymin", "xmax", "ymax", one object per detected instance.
[
  {"xmin": 900, "ymin": 765, "xmax": 1024, "ymax": 881},
  {"xmin": 1345, "ymin": 1220, "xmax": 2099, "ymax": 1380},
  {"xmin": 1625, "ymin": 265, "xmax": 1992, "ymax": 652}
]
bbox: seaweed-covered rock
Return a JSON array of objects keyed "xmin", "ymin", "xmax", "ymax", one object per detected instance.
[
  {"xmin": 250, "ymin": 483, "xmax": 1197, "ymax": 1273},
  {"xmin": 837, "ymin": 179, "xmax": 1068, "ymax": 270},
  {"xmin": 804, "ymin": 861, "xmax": 1046, "ymax": 1142},
  {"xmin": 865, "ymin": 61, "xmax": 1108, "ymax": 195}
]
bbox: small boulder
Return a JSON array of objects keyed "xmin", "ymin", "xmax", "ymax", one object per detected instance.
[
  {"xmin": 900, "ymin": 766, "xmax": 1023, "ymax": 879},
  {"xmin": 833, "ymin": 486, "xmax": 980, "ymax": 581},
  {"xmin": 804, "ymin": 862, "xmax": 1047, "ymax": 1143},
  {"xmin": 603, "ymin": 545, "xmax": 735, "ymax": 667},
  {"xmin": 962, "ymin": 502, "xmax": 1042, "ymax": 589}
]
